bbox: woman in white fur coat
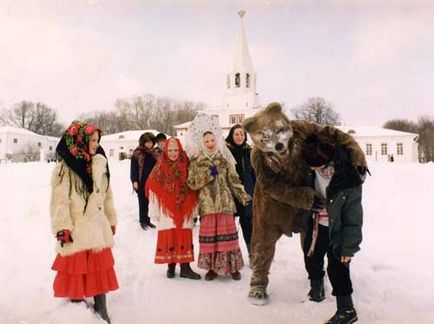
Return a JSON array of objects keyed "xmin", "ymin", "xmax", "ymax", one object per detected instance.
[{"xmin": 50, "ymin": 121, "xmax": 118, "ymax": 323}]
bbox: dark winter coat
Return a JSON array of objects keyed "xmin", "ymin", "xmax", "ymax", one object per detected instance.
[
  {"xmin": 226, "ymin": 142, "xmax": 256, "ymax": 194},
  {"xmin": 130, "ymin": 148, "xmax": 157, "ymax": 190},
  {"xmin": 307, "ymin": 145, "xmax": 364, "ymax": 257}
]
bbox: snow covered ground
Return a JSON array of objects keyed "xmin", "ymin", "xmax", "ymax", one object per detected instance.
[{"xmin": 0, "ymin": 161, "xmax": 433, "ymax": 324}]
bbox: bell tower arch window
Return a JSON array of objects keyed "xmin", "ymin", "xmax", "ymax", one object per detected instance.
[{"xmin": 235, "ymin": 73, "xmax": 240, "ymax": 88}]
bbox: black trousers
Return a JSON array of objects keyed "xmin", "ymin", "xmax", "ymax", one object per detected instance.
[
  {"xmin": 303, "ymin": 221, "xmax": 353, "ymax": 296},
  {"xmin": 137, "ymin": 189, "xmax": 150, "ymax": 225},
  {"xmin": 236, "ymin": 203, "xmax": 253, "ymax": 246}
]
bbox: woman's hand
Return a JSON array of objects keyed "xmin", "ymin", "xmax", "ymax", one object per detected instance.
[
  {"xmin": 340, "ymin": 256, "xmax": 352, "ymax": 263},
  {"xmin": 133, "ymin": 182, "xmax": 139, "ymax": 191},
  {"xmin": 244, "ymin": 194, "xmax": 252, "ymax": 206},
  {"xmin": 56, "ymin": 230, "xmax": 73, "ymax": 247}
]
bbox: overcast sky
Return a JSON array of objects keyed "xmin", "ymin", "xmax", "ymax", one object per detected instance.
[{"xmin": 1, "ymin": 0, "xmax": 433, "ymax": 127}]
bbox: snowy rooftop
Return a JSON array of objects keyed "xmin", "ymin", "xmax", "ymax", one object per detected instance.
[
  {"xmin": 0, "ymin": 126, "xmax": 41, "ymax": 136},
  {"xmin": 100, "ymin": 130, "xmax": 163, "ymax": 142},
  {"xmin": 337, "ymin": 126, "xmax": 418, "ymax": 138},
  {"xmin": 174, "ymin": 121, "xmax": 191, "ymax": 129},
  {"xmin": 0, "ymin": 126, "xmax": 60, "ymax": 141}
]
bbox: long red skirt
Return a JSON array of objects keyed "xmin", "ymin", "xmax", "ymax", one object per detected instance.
[
  {"xmin": 155, "ymin": 228, "xmax": 194, "ymax": 264},
  {"xmin": 197, "ymin": 213, "xmax": 243, "ymax": 275},
  {"xmin": 52, "ymin": 248, "xmax": 119, "ymax": 299}
]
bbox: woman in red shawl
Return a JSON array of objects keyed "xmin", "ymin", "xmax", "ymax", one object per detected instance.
[{"xmin": 145, "ymin": 138, "xmax": 201, "ymax": 279}]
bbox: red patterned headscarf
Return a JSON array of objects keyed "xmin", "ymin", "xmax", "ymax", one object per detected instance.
[{"xmin": 145, "ymin": 138, "xmax": 198, "ymax": 229}]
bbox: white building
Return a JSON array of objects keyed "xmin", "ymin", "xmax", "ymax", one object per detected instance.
[
  {"xmin": 175, "ymin": 10, "xmax": 261, "ymax": 143},
  {"xmin": 337, "ymin": 126, "xmax": 419, "ymax": 163},
  {"xmin": 173, "ymin": 11, "xmax": 419, "ymax": 163},
  {"xmin": 100, "ymin": 129, "xmax": 163, "ymax": 160},
  {"xmin": 0, "ymin": 126, "xmax": 59, "ymax": 162}
]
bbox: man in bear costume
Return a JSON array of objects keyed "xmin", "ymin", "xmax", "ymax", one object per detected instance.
[{"xmin": 243, "ymin": 102, "xmax": 366, "ymax": 305}]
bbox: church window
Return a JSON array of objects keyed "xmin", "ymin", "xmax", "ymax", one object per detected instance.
[
  {"xmin": 37, "ymin": 142, "xmax": 42, "ymax": 147},
  {"xmin": 13, "ymin": 138, "xmax": 18, "ymax": 144},
  {"xmin": 109, "ymin": 149, "xmax": 114, "ymax": 157},
  {"xmin": 246, "ymin": 73, "xmax": 250, "ymax": 88},
  {"xmin": 235, "ymin": 73, "xmax": 240, "ymax": 87},
  {"xmin": 229, "ymin": 114, "xmax": 245, "ymax": 124},
  {"xmin": 381, "ymin": 143, "xmax": 388, "ymax": 155},
  {"xmin": 397, "ymin": 143, "xmax": 403, "ymax": 155},
  {"xmin": 227, "ymin": 75, "xmax": 230, "ymax": 89},
  {"xmin": 49, "ymin": 146, "xmax": 53, "ymax": 151},
  {"xmin": 366, "ymin": 144, "xmax": 372, "ymax": 156},
  {"xmin": 118, "ymin": 135, "xmax": 125, "ymax": 139}
]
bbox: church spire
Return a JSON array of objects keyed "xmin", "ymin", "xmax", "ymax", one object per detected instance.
[
  {"xmin": 232, "ymin": 10, "xmax": 254, "ymax": 72},
  {"xmin": 223, "ymin": 10, "xmax": 258, "ymax": 110}
]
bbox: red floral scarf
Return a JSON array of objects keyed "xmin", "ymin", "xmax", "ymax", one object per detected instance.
[{"xmin": 145, "ymin": 138, "xmax": 197, "ymax": 229}]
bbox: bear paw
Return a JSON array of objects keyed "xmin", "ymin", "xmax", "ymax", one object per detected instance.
[{"xmin": 248, "ymin": 288, "xmax": 269, "ymax": 306}]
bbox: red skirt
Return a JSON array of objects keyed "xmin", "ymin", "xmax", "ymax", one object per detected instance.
[
  {"xmin": 155, "ymin": 228, "xmax": 194, "ymax": 264},
  {"xmin": 197, "ymin": 213, "xmax": 243, "ymax": 274},
  {"xmin": 52, "ymin": 248, "xmax": 119, "ymax": 299}
]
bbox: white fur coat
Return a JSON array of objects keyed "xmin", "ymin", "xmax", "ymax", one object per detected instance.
[{"xmin": 50, "ymin": 154, "xmax": 117, "ymax": 256}]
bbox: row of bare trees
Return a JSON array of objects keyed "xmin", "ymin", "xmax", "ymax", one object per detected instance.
[
  {"xmin": 384, "ymin": 117, "xmax": 434, "ymax": 162},
  {"xmin": 0, "ymin": 94, "xmax": 206, "ymax": 137},
  {"xmin": 79, "ymin": 94, "xmax": 206, "ymax": 135}
]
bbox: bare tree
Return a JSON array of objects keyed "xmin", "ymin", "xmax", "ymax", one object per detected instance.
[
  {"xmin": 0, "ymin": 101, "xmax": 64, "ymax": 136},
  {"xmin": 291, "ymin": 97, "xmax": 340, "ymax": 125},
  {"xmin": 417, "ymin": 116, "xmax": 434, "ymax": 163}
]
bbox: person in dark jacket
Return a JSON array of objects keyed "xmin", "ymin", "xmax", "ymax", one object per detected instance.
[
  {"xmin": 154, "ymin": 133, "xmax": 167, "ymax": 158},
  {"xmin": 301, "ymin": 132, "xmax": 366, "ymax": 324},
  {"xmin": 225, "ymin": 124, "xmax": 256, "ymax": 258},
  {"xmin": 130, "ymin": 132, "xmax": 157, "ymax": 230}
]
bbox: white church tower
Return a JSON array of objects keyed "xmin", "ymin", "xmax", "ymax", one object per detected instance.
[
  {"xmin": 174, "ymin": 10, "xmax": 261, "ymax": 142},
  {"xmin": 223, "ymin": 10, "xmax": 259, "ymax": 111}
]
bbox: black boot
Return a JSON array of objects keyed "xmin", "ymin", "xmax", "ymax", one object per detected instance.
[
  {"xmin": 94, "ymin": 294, "xmax": 110, "ymax": 323},
  {"xmin": 145, "ymin": 220, "xmax": 156, "ymax": 229},
  {"xmin": 325, "ymin": 308, "xmax": 357, "ymax": 324},
  {"xmin": 167, "ymin": 263, "xmax": 176, "ymax": 278},
  {"xmin": 180, "ymin": 263, "xmax": 201, "ymax": 280},
  {"xmin": 325, "ymin": 295, "xmax": 357, "ymax": 324},
  {"xmin": 204, "ymin": 270, "xmax": 217, "ymax": 281},
  {"xmin": 308, "ymin": 278, "xmax": 325, "ymax": 302}
]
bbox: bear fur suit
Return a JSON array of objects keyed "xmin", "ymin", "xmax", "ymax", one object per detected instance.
[{"xmin": 243, "ymin": 102, "xmax": 366, "ymax": 304}]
